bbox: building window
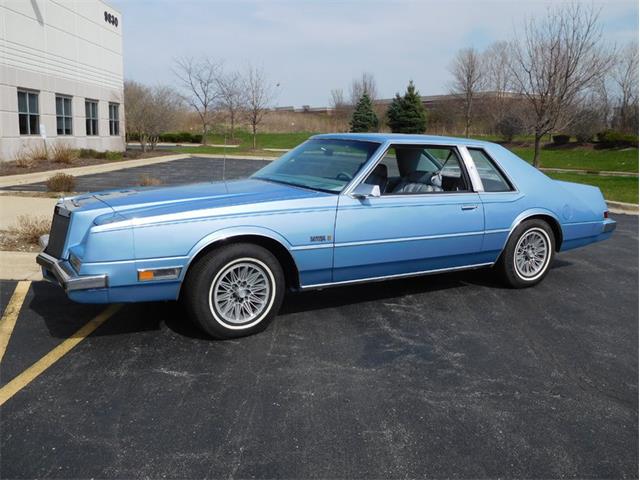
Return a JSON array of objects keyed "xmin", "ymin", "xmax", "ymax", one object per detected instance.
[
  {"xmin": 109, "ymin": 103, "xmax": 120, "ymax": 136},
  {"xmin": 18, "ymin": 90, "xmax": 39, "ymax": 135},
  {"xmin": 85, "ymin": 100, "xmax": 98, "ymax": 136},
  {"xmin": 56, "ymin": 95, "xmax": 73, "ymax": 135}
]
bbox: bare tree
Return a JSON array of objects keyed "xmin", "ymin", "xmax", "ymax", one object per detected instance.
[
  {"xmin": 243, "ymin": 65, "xmax": 275, "ymax": 150},
  {"xmin": 173, "ymin": 57, "xmax": 221, "ymax": 145},
  {"xmin": 482, "ymin": 41, "xmax": 513, "ymax": 125},
  {"xmin": 124, "ymin": 81, "xmax": 181, "ymax": 152},
  {"xmin": 330, "ymin": 88, "xmax": 349, "ymax": 131},
  {"xmin": 611, "ymin": 41, "xmax": 639, "ymax": 133},
  {"xmin": 510, "ymin": 4, "xmax": 613, "ymax": 167},
  {"xmin": 217, "ymin": 71, "xmax": 245, "ymax": 141},
  {"xmin": 349, "ymin": 72, "xmax": 377, "ymax": 106},
  {"xmin": 449, "ymin": 47, "xmax": 484, "ymax": 137}
]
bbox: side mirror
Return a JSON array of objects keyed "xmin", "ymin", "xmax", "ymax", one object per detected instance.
[{"xmin": 350, "ymin": 183, "xmax": 381, "ymax": 199}]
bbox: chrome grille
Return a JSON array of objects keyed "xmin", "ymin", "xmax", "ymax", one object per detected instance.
[{"xmin": 44, "ymin": 207, "xmax": 70, "ymax": 259}]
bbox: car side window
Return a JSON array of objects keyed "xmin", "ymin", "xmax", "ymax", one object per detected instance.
[
  {"xmin": 467, "ymin": 148, "xmax": 513, "ymax": 192},
  {"xmin": 363, "ymin": 145, "xmax": 470, "ymax": 195}
]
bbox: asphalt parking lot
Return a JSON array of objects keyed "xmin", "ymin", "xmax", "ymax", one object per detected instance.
[
  {"xmin": 0, "ymin": 213, "xmax": 637, "ymax": 478},
  {"xmin": 3, "ymin": 157, "xmax": 270, "ymax": 192}
]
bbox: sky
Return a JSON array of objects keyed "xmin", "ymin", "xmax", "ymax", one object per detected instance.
[{"xmin": 110, "ymin": 0, "xmax": 639, "ymax": 108}]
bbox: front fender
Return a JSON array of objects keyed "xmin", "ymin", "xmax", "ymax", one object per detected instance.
[{"xmin": 186, "ymin": 225, "xmax": 294, "ymax": 267}]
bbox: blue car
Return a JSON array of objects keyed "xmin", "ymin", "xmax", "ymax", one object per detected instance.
[{"xmin": 37, "ymin": 134, "xmax": 616, "ymax": 338}]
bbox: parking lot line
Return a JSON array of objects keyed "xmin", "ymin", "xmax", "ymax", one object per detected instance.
[
  {"xmin": 0, "ymin": 304, "xmax": 121, "ymax": 407},
  {"xmin": 0, "ymin": 281, "xmax": 31, "ymax": 364}
]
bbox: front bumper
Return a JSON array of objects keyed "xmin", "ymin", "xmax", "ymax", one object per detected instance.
[{"xmin": 36, "ymin": 235, "xmax": 107, "ymax": 292}]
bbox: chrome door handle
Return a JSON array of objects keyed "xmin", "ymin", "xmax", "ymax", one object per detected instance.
[{"xmin": 461, "ymin": 204, "xmax": 478, "ymax": 211}]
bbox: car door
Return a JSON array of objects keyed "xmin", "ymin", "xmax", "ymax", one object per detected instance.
[{"xmin": 332, "ymin": 144, "xmax": 486, "ymax": 283}]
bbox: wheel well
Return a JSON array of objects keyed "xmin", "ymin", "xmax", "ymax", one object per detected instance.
[
  {"xmin": 522, "ymin": 215, "xmax": 563, "ymax": 251},
  {"xmin": 187, "ymin": 235, "xmax": 301, "ymax": 289}
]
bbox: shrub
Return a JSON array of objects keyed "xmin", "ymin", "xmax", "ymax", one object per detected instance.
[
  {"xmin": 46, "ymin": 173, "xmax": 76, "ymax": 192},
  {"xmin": 12, "ymin": 149, "xmax": 35, "ymax": 168},
  {"xmin": 138, "ymin": 175, "xmax": 162, "ymax": 186},
  {"xmin": 191, "ymin": 134, "xmax": 203, "ymax": 144},
  {"xmin": 176, "ymin": 132, "xmax": 193, "ymax": 143},
  {"xmin": 78, "ymin": 148, "xmax": 98, "ymax": 158},
  {"xmin": 50, "ymin": 142, "xmax": 78, "ymax": 164},
  {"xmin": 10, "ymin": 215, "xmax": 51, "ymax": 245},
  {"xmin": 570, "ymin": 109, "xmax": 601, "ymax": 143},
  {"xmin": 596, "ymin": 130, "xmax": 639, "ymax": 148},
  {"xmin": 495, "ymin": 116, "xmax": 525, "ymax": 142},
  {"xmin": 552, "ymin": 134, "xmax": 571, "ymax": 145},
  {"xmin": 159, "ymin": 133, "xmax": 177, "ymax": 143},
  {"xmin": 127, "ymin": 132, "xmax": 141, "ymax": 142},
  {"xmin": 28, "ymin": 144, "xmax": 49, "ymax": 161},
  {"xmin": 105, "ymin": 151, "xmax": 123, "ymax": 161}
]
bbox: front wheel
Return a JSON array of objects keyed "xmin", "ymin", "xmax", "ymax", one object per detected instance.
[
  {"xmin": 182, "ymin": 243, "xmax": 285, "ymax": 339},
  {"xmin": 496, "ymin": 219, "xmax": 555, "ymax": 288}
]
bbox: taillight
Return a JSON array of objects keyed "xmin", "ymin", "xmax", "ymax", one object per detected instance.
[{"xmin": 604, "ymin": 210, "xmax": 609, "ymax": 219}]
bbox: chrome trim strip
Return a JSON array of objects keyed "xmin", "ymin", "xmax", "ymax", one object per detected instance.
[
  {"xmin": 290, "ymin": 244, "xmax": 334, "ymax": 251},
  {"xmin": 290, "ymin": 229, "xmax": 511, "ymax": 251},
  {"xmin": 603, "ymin": 220, "xmax": 616, "ymax": 233},
  {"xmin": 82, "ymin": 255, "xmax": 190, "ymax": 266},
  {"xmin": 458, "ymin": 146, "xmax": 484, "ymax": 192},
  {"xmin": 334, "ymin": 230, "xmax": 485, "ymax": 248},
  {"xmin": 300, "ymin": 262, "xmax": 494, "ymax": 290},
  {"xmin": 36, "ymin": 252, "xmax": 108, "ymax": 291}
]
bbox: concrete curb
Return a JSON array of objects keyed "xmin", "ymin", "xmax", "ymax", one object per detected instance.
[
  {"xmin": 0, "ymin": 251, "xmax": 41, "ymax": 281},
  {"xmin": 541, "ymin": 167, "xmax": 638, "ymax": 177},
  {"xmin": 606, "ymin": 200, "xmax": 639, "ymax": 215}
]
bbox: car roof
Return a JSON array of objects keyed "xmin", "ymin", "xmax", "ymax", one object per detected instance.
[{"xmin": 310, "ymin": 132, "xmax": 495, "ymax": 147}]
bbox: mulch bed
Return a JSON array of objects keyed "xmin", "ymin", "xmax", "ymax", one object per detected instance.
[{"xmin": 0, "ymin": 230, "xmax": 40, "ymax": 252}]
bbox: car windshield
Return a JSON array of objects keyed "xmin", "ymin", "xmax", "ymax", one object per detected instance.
[{"xmin": 252, "ymin": 138, "xmax": 381, "ymax": 193}]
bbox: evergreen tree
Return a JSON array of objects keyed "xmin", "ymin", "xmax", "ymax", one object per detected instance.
[
  {"xmin": 349, "ymin": 93, "xmax": 379, "ymax": 133},
  {"xmin": 386, "ymin": 81, "xmax": 427, "ymax": 133}
]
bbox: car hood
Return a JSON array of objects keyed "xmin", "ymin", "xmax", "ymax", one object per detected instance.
[{"xmin": 89, "ymin": 178, "xmax": 332, "ymax": 223}]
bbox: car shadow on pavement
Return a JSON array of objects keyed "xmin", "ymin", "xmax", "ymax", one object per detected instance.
[{"xmin": 29, "ymin": 259, "xmax": 575, "ymax": 341}]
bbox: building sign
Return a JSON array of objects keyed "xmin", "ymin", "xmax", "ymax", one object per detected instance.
[{"xmin": 104, "ymin": 11, "xmax": 118, "ymax": 27}]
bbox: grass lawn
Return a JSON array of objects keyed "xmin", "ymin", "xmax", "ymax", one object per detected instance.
[
  {"xmin": 204, "ymin": 131, "xmax": 314, "ymax": 149},
  {"xmin": 511, "ymin": 147, "xmax": 639, "ymax": 173},
  {"xmin": 545, "ymin": 172, "xmax": 638, "ymax": 204},
  {"xmin": 173, "ymin": 145, "xmax": 281, "ymax": 157}
]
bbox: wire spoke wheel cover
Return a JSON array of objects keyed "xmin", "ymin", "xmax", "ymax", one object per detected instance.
[
  {"xmin": 513, "ymin": 227, "xmax": 551, "ymax": 281},
  {"xmin": 209, "ymin": 258, "xmax": 275, "ymax": 329}
]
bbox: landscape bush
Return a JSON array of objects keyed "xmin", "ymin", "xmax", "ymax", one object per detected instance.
[
  {"xmin": 50, "ymin": 142, "xmax": 77, "ymax": 164},
  {"xmin": 105, "ymin": 151, "xmax": 123, "ymax": 160},
  {"xmin": 495, "ymin": 116, "xmax": 525, "ymax": 142},
  {"xmin": 570, "ymin": 109, "xmax": 601, "ymax": 143},
  {"xmin": 11, "ymin": 215, "xmax": 51, "ymax": 245},
  {"xmin": 552, "ymin": 134, "xmax": 571, "ymax": 145},
  {"xmin": 78, "ymin": 148, "xmax": 98, "ymax": 158},
  {"xmin": 596, "ymin": 130, "xmax": 639, "ymax": 148},
  {"xmin": 12, "ymin": 149, "xmax": 35, "ymax": 168},
  {"xmin": 46, "ymin": 173, "xmax": 76, "ymax": 192},
  {"xmin": 158, "ymin": 132, "xmax": 203, "ymax": 143}
]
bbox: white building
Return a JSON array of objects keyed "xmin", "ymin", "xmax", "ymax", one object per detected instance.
[{"xmin": 0, "ymin": 0, "xmax": 124, "ymax": 161}]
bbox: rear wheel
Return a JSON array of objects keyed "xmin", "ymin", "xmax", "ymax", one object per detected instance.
[
  {"xmin": 182, "ymin": 243, "xmax": 285, "ymax": 339},
  {"xmin": 497, "ymin": 219, "xmax": 555, "ymax": 288}
]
